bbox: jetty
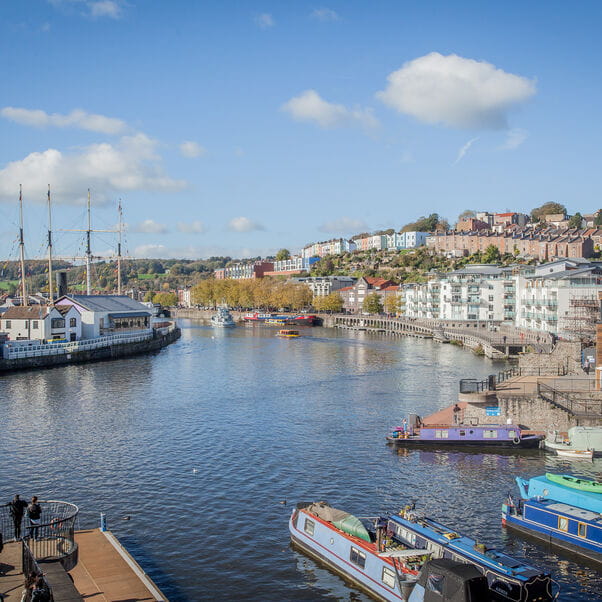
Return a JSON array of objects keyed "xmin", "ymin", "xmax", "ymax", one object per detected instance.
[{"xmin": 0, "ymin": 502, "xmax": 167, "ymax": 601}]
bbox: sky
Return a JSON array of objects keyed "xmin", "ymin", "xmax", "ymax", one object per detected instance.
[{"xmin": 1, "ymin": 0, "xmax": 602, "ymax": 262}]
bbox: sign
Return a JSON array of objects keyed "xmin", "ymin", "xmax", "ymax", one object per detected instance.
[{"xmin": 486, "ymin": 406, "xmax": 501, "ymax": 416}]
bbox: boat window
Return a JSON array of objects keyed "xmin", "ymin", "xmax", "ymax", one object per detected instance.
[
  {"xmin": 304, "ymin": 518, "xmax": 315, "ymax": 536},
  {"xmin": 483, "ymin": 429, "xmax": 498, "ymax": 438},
  {"xmin": 350, "ymin": 546, "xmax": 366, "ymax": 568},
  {"xmin": 558, "ymin": 516, "xmax": 569, "ymax": 532},
  {"xmin": 578, "ymin": 523, "xmax": 587, "ymax": 538},
  {"xmin": 382, "ymin": 566, "xmax": 396, "ymax": 588},
  {"xmin": 435, "ymin": 430, "xmax": 449, "ymax": 439},
  {"xmin": 508, "ymin": 430, "xmax": 516, "ymax": 439},
  {"xmin": 459, "ymin": 430, "xmax": 466, "ymax": 436}
]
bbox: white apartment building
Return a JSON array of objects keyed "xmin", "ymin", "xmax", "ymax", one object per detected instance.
[
  {"xmin": 386, "ymin": 231, "xmax": 429, "ymax": 250},
  {"xmin": 291, "ymin": 276, "xmax": 356, "ymax": 297},
  {"xmin": 302, "ymin": 238, "xmax": 356, "ymax": 258}
]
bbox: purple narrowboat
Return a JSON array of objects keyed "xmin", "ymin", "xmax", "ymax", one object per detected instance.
[{"xmin": 386, "ymin": 415, "xmax": 542, "ymax": 449}]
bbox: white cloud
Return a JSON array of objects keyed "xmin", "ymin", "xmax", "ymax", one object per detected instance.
[
  {"xmin": 227, "ymin": 217, "xmax": 265, "ymax": 232},
  {"xmin": 500, "ymin": 128, "xmax": 528, "ymax": 150},
  {"xmin": 377, "ymin": 52, "xmax": 536, "ymax": 129},
  {"xmin": 179, "ymin": 141, "xmax": 206, "ymax": 158},
  {"xmin": 282, "ymin": 90, "xmax": 378, "ymax": 130},
  {"xmin": 1, "ymin": 107, "xmax": 127, "ymax": 135},
  {"xmin": 318, "ymin": 217, "xmax": 368, "ymax": 234},
  {"xmin": 453, "ymin": 137, "xmax": 479, "ymax": 165},
  {"xmin": 131, "ymin": 219, "xmax": 168, "ymax": 234},
  {"xmin": 255, "ymin": 13, "xmax": 275, "ymax": 29},
  {"xmin": 48, "ymin": 0, "xmax": 124, "ymax": 19},
  {"xmin": 310, "ymin": 8, "xmax": 340, "ymax": 21},
  {"xmin": 0, "ymin": 133, "xmax": 186, "ymax": 204},
  {"xmin": 177, "ymin": 221, "xmax": 207, "ymax": 234}
]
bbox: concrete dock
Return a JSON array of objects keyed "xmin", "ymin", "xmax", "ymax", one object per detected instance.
[{"xmin": 0, "ymin": 529, "xmax": 167, "ymax": 602}]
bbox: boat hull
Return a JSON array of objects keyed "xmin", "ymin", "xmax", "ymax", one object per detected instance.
[{"xmin": 385, "ymin": 436, "xmax": 541, "ymax": 449}]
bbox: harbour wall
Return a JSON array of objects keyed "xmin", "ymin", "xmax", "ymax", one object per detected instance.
[{"xmin": 0, "ymin": 326, "xmax": 181, "ymax": 372}]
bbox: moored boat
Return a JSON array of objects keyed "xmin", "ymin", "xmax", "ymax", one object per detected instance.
[
  {"xmin": 243, "ymin": 312, "xmax": 317, "ymax": 325},
  {"xmin": 210, "ymin": 307, "xmax": 235, "ymax": 327},
  {"xmin": 502, "ymin": 473, "xmax": 602, "ymax": 564},
  {"xmin": 386, "ymin": 415, "xmax": 542, "ymax": 449},
  {"xmin": 555, "ymin": 448, "xmax": 593, "ymax": 460},
  {"xmin": 544, "ymin": 473, "xmax": 602, "ymax": 494},
  {"xmin": 289, "ymin": 501, "xmax": 428, "ymax": 601},
  {"xmin": 389, "ymin": 507, "xmax": 556, "ymax": 601},
  {"xmin": 543, "ymin": 426, "xmax": 602, "ymax": 457}
]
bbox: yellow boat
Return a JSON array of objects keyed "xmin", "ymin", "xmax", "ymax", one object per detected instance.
[{"xmin": 276, "ymin": 329, "xmax": 300, "ymax": 338}]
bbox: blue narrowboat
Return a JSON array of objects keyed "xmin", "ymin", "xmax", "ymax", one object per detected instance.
[
  {"xmin": 387, "ymin": 507, "xmax": 556, "ymax": 601},
  {"xmin": 502, "ymin": 473, "xmax": 602, "ymax": 565}
]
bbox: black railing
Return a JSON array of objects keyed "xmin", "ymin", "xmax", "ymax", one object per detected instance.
[
  {"xmin": 459, "ymin": 367, "xmax": 521, "ymax": 393},
  {"xmin": 0, "ymin": 500, "xmax": 79, "ymax": 569},
  {"xmin": 537, "ymin": 382, "xmax": 602, "ymax": 417},
  {"xmin": 22, "ymin": 539, "xmax": 55, "ymax": 601}
]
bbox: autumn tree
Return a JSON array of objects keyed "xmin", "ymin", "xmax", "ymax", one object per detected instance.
[
  {"xmin": 384, "ymin": 295, "xmax": 400, "ymax": 316},
  {"xmin": 314, "ymin": 293, "xmax": 343, "ymax": 313},
  {"xmin": 362, "ymin": 292, "xmax": 383, "ymax": 314},
  {"xmin": 483, "ymin": 244, "xmax": 501, "ymax": 263},
  {"xmin": 531, "ymin": 202, "xmax": 566, "ymax": 222},
  {"xmin": 275, "ymin": 249, "xmax": 291, "ymax": 261},
  {"xmin": 153, "ymin": 291, "xmax": 177, "ymax": 306}
]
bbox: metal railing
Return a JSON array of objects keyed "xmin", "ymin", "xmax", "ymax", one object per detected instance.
[
  {"xmin": 0, "ymin": 500, "xmax": 79, "ymax": 569},
  {"xmin": 22, "ymin": 539, "xmax": 55, "ymax": 601},
  {"xmin": 537, "ymin": 382, "xmax": 602, "ymax": 417}
]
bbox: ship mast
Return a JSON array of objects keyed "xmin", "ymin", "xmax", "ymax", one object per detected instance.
[
  {"xmin": 47, "ymin": 184, "xmax": 54, "ymax": 304},
  {"xmin": 86, "ymin": 188, "xmax": 92, "ymax": 296},
  {"xmin": 18, "ymin": 184, "xmax": 28, "ymax": 306},
  {"xmin": 117, "ymin": 200, "xmax": 123, "ymax": 296}
]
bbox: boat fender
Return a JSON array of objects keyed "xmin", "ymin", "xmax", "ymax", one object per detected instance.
[{"xmin": 513, "ymin": 437, "xmax": 520, "ymax": 445}]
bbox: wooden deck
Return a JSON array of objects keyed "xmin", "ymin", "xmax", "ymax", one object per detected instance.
[{"xmin": 0, "ymin": 530, "xmax": 167, "ymax": 602}]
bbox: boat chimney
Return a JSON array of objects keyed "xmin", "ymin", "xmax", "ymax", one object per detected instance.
[{"xmin": 56, "ymin": 270, "xmax": 68, "ymax": 297}]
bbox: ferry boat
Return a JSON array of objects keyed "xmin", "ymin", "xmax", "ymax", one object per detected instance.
[
  {"xmin": 210, "ymin": 307, "xmax": 235, "ymax": 327},
  {"xmin": 388, "ymin": 507, "xmax": 556, "ymax": 601},
  {"xmin": 276, "ymin": 329, "xmax": 300, "ymax": 338},
  {"xmin": 542, "ymin": 426, "xmax": 602, "ymax": 457},
  {"xmin": 289, "ymin": 501, "xmax": 431, "ymax": 601},
  {"xmin": 502, "ymin": 473, "xmax": 602, "ymax": 564},
  {"xmin": 386, "ymin": 415, "xmax": 542, "ymax": 449}
]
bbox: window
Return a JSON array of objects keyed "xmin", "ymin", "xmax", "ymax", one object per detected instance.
[
  {"xmin": 558, "ymin": 516, "xmax": 569, "ymax": 532},
  {"xmin": 304, "ymin": 518, "xmax": 315, "ymax": 536},
  {"xmin": 32, "ymin": 321, "xmax": 38, "ymax": 329},
  {"xmin": 382, "ymin": 566, "xmax": 396, "ymax": 588},
  {"xmin": 5, "ymin": 320, "xmax": 10, "ymax": 328},
  {"xmin": 51, "ymin": 318, "xmax": 65, "ymax": 328},
  {"xmin": 578, "ymin": 523, "xmax": 587, "ymax": 538},
  {"xmin": 459, "ymin": 430, "xmax": 466, "ymax": 436},
  {"xmin": 350, "ymin": 546, "xmax": 366, "ymax": 568},
  {"xmin": 70, "ymin": 318, "xmax": 76, "ymax": 327},
  {"xmin": 435, "ymin": 430, "xmax": 449, "ymax": 439},
  {"xmin": 483, "ymin": 429, "xmax": 498, "ymax": 439}
]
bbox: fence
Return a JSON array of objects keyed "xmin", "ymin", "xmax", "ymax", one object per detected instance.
[
  {"xmin": 0, "ymin": 500, "xmax": 79, "ymax": 570},
  {"xmin": 459, "ymin": 367, "xmax": 521, "ymax": 393},
  {"xmin": 537, "ymin": 382, "xmax": 602, "ymax": 418},
  {"xmin": 22, "ymin": 539, "xmax": 55, "ymax": 601}
]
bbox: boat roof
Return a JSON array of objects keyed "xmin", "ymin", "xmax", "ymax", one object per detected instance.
[
  {"xmin": 543, "ymin": 501, "xmax": 602, "ymax": 522},
  {"xmin": 521, "ymin": 475, "xmax": 602, "ymax": 514}
]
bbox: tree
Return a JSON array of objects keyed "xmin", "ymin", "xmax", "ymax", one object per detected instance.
[
  {"xmin": 153, "ymin": 291, "xmax": 177, "ymax": 306},
  {"xmin": 401, "ymin": 213, "xmax": 446, "ymax": 233},
  {"xmin": 384, "ymin": 295, "xmax": 400, "ymax": 316},
  {"xmin": 314, "ymin": 292, "xmax": 343, "ymax": 313},
  {"xmin": 362, "ymin": 292, "xmax": 383, "ymax": 314},
  {"xmin": 143, "ymin": 291, "xmax": 154, "ymax": 302},
  {"xmin": 483, "ymin": 244, "xmax": 501, "ymax": 263},
  {"xmin": 568, "ymin": 212, "xmax": 583, "ymax": 228},
  {"xmin": 594, "ymin": 210, "xmax": 602, "ymax": 226},
  {"xmin": 275, "ymin": 249, "xmax": 291, "ymax": 261},
  {"xmin": 531, "ymin": 202, "xmax": 566, "ymax": 223},
  {"xmin": 457, "ymin": 209, "xmax": 476, "ymax": 221}
]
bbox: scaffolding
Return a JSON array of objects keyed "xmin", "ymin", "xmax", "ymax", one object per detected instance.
[{"xmin": 559, "ymin": 294, "xmax": 599, "ymax": 342}]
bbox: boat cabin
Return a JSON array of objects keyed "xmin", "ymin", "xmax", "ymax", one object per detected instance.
[{"xmin": 276, "ymin": 329, "xmax": 300, "ymax": 337}]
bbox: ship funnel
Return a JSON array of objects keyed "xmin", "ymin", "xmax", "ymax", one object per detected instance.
[{"xmin": 56, "ymin": 270, "xmax": 68, "ymax": 297}]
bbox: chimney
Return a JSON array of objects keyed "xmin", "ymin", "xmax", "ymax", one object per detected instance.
[{"xmin": 56, "ymin": 271, "xmax": 68, "ymax": 297}]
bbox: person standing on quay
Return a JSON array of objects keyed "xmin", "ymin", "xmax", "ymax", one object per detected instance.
[
  {"xmin": 5, "ymin": 494, "xmax": 28, "ymax": 540},
  {"xmin": 27, "ymin": 496, "xmax": 42, "ymax": 540},
  {"xmin": 453, "ymin": 403, "xmax": 461, "ymax": 425}
]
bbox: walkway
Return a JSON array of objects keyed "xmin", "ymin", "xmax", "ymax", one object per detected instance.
[
  {"xmin": 0, "ymin": 542, "xmax": 24, "ymax": 602},
  {"xmin": 69, "ymin": 529, "xmax": 166, "ymax": 601}
]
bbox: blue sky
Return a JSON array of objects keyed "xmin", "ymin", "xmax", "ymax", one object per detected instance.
[{"xmin": 1, "ymin": 0, "xmax": 601, "ymax": 262}]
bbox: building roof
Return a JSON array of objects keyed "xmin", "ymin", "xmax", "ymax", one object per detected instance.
[
  {"xmin": 2, "ymin": 306, "xmax": 48, "ymax": 319},
  {"xmin": 58, "ymin": 295, "xmax": 150, "ymax": 313},
  {"xmin": 54, "ymin": 304, "xmax": 73, "ymax": 316}
]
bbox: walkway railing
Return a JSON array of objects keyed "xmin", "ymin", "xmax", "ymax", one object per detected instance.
[
  {"xmin": 22, "ymin": 539, "xmax": 55, "ymax": 601},
  {"xmin": 459, "ymin": 367, "xmax": 521, "ymax": 393},
  {"xmin": 0, "ymin": 500, "xmax": 79, "ymax": 570},
  {"xmin": 537, "ymin": 382, "xmax": 602, "ymax": 418}
]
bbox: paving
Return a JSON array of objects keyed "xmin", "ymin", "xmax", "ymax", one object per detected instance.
[{"xmin": 0, "ymin": 541, "xmax": 25, "ymax": 602}]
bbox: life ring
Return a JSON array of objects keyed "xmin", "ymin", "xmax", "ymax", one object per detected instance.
[
  {"xmin": 513, "ymin": 437, "xmax": 521, "ymax": 445},
  {"xmin": 49, "ymin": 518, "xmax": 61, "ymax": 531}
]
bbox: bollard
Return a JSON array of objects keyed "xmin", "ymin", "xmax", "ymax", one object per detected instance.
[{"xmin": 100, "ymin": 513, "xmax": 107, "ymax": 532}]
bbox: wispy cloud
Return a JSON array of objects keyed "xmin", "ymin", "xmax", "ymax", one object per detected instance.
[
  {"xmin": 0, "ymin": 133, "xmax": 186, "ymax": 204},
  {"xmin": 179, "ymin": 141, "xmax": 206, "ymax": 158},
  {"xmin": 227, "ymin": 217, "xmax": 265, "ymax": 232},
  {"xmin": 500, "ymin": 128, "xmax": 528, "ymax": 150},
  {"xmin": 454, "ymin": 137, "xmax": 479, "ymax": 164},
  {"xmin": 1, "ymin": 106, "xmax": 127, "ymax": 135},
  {"xmin": 377, "ymin": 52, "xmax": 536, "ymax": 130},
  {"xmin": 310, "ymin": 7, "xmax": 340, "ymax": 21},
  {"xmin": 282, "ymin": 90, "xmax": 378, "ymax": 130},
  {"xmin": 255, "ymin": 13, "xmax": 275, "ymax": 29},
  {"xmin": 177, "ymin": 221, "xmax": 207, "ymax": 234},
  {"xmin": 318, "ymin": 217, "xmax": 368, "ymax": 234},
  {"xmin": 130, "ymin": 219, "xmax": 169, "ymax": 234},
  {"xmin": 48, "ymin": 0, "xmax": 124, "ymax": 19}
]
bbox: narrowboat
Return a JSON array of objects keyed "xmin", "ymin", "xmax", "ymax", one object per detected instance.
[
  {"xmin": 388, "ymin": 507, "xmax": 556, "ymax": 601},
  {"xmin": 386, "ymin": 415, "xmax": 542, "ymax": 449},
  {"xmin": 243, "ymin": 312, "xmax": 317, "ymax": 325},
  {"xmin": 502, "ymin": 473, "xmax": 602, "ymax": 564},
  {"xmin": 289, "ymin": 501, "xmax": 428, "ymax": 601},
  {"xmin": 542, "ymin": 426, "xmax": 602, "ymax": 457}
]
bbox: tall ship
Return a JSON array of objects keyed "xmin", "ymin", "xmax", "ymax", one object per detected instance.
[{"xmin": 502, "ymin": 473, "xmax": 602, "ymax": 564}]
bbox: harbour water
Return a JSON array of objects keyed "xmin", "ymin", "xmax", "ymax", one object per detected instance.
[{"xmin": 1, "ymin": 321, "xmax": 600, "ymax": 600}]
